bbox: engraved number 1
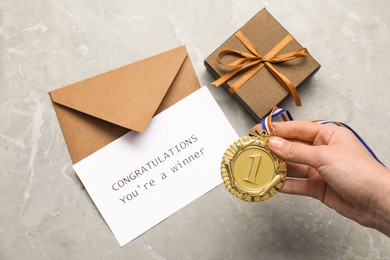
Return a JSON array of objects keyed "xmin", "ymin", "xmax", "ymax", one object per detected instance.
[{"xmin": 244, "ymin": 154, "xmax": 262, "ymax": 184}]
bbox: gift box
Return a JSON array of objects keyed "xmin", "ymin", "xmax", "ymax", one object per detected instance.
[{"xmin": 204, "ymin": 8, "xmax": 320, "ymax": 121}]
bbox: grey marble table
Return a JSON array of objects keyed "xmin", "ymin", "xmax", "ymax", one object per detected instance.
[{"xmin": 1, "ymin": 0, "xmax": 389, "ymax": 259}]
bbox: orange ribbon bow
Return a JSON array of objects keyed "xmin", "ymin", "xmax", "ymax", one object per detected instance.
[{"xmin": 211, "ymin": 30, "xmax": 309, "ymax": 106}]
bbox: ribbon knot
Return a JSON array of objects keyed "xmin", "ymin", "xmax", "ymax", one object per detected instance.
[{"xmin": 211, "ymin": 30, "xmax": 309, "ymax": 106}]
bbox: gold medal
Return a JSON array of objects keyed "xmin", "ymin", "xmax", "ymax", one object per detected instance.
[{"xmin": 221, "ymin": 130, "xmax": 287, "ymax": 202}]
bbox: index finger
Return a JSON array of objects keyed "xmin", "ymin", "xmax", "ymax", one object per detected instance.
[{"xmin": 252, "ymin": 121, "xmax": 322, "ymax": 143}]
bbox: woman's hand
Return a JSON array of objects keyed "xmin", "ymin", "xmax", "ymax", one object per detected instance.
[{"xmin": 253, "ymin": 121, "xmax": 390, "ymax": 236}]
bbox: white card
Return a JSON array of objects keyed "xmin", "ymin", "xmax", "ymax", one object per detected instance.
[{"xmin": 74, "ymin": 87, "xmax": 238, "ymax": 246}]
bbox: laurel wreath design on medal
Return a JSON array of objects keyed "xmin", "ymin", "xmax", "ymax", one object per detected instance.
[{"xmin": 221, "ymin": 130, "xmax": 287, "ymax": 202}]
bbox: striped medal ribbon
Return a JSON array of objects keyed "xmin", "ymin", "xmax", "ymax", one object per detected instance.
[{"xmin": 261, "ymin": 106, "xmax": 384, "ymax": 166}]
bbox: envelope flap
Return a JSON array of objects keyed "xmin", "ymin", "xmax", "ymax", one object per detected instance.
[{"xmin": 49, "ymin": 46, "xmax": 188, "ymax": 132}]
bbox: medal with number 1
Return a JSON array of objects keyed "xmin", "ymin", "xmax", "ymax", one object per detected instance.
[{"xmin": 221, "ymin": 130, "xmax": 287, "ymax": 202}]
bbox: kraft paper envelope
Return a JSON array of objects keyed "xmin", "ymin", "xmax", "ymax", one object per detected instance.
[{"xmin": 49, "ymin": 46, "xmax": 200, "ymax": 164}]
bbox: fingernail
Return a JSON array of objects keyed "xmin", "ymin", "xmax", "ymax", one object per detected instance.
[
  {"xmin": 251, "ymin": 125, "xmax": 262, "ymax": 132},
  {"xmin": 269, "ymin": 137, "xmax": 285, "ymax": 150}
]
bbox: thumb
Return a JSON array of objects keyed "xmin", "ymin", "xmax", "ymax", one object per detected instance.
[{"xmin": 268, "ymin": 136, "xmax": 324, "ymax": 168}]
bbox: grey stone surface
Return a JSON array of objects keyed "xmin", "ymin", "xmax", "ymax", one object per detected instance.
[{"xmin": 1, "ymin": 0, "xmax": 389, "ymax": 259}]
